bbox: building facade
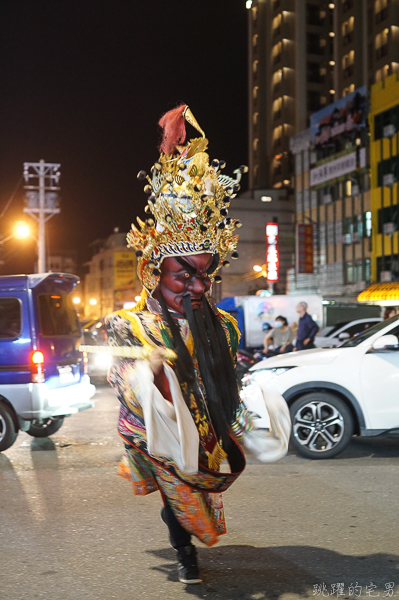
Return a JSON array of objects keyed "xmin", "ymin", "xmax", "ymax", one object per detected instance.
[
  {"xmin": 248, "ymin": 0, "xmax": 334, "ymax": 190},
  {"xmin": 220, "ymin": 188, "xmax": 295, "ymax": 297},
  {"xmin": 369, "ymin": 72, "xmax": 399, "ymax": 283},
  {"xmin": 84, "ymin": 230, "xmax": 137, "ymax": 319},
  {"xmin": 289, "ymin": 87, "xmax": 372, "ymax": 298},
  {"xmin": 248, "ymin": 0, "xmax": 399, "ymax": 191}
]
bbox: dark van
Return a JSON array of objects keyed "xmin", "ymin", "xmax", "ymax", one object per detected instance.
[{"xmin": 0, "ymin": 273, "xmax": 95, "ymax": 451}]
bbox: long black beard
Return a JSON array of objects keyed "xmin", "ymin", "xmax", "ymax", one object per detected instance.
[{"xmin": 157, "ymin": 291, "xmax": 240, "ymax": 449}]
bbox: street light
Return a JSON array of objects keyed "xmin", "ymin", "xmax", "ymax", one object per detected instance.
[
  {"xmin": 14, "ymin": 221, "xmax": 31, "ymax": 240},
  {"xmin": 253, "ymin": 264, "xmax": 263, "ymax": 272},
  {"xmin": 73, "ymin": 297, "xmax": 81, "ymax": 305},
  {"xmin": 89, "ymin": 298, "xmax": 97, "ymax": 306}
]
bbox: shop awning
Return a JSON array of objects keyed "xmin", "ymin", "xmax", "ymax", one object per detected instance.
[{"xmin": 358, "ymin": 283, "xmax": 399, "ymax": 304}]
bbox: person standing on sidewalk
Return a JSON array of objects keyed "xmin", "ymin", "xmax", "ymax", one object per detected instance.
[{"xmin": 293, "ymin": 302, "xmax": 319, "ymax": 351}]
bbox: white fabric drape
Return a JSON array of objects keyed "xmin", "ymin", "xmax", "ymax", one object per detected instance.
[{"xmin": 131, "ymin": 360, "xmax": 200, "ymax": 475}]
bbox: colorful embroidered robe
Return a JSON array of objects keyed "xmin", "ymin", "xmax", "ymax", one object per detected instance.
[{"xmin": 106, "ymin": 303, "xmax": 252, "ymax": 547}]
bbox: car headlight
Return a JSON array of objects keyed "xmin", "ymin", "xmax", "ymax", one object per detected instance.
[
  {"xmin": 95, "ymin": 353, "xmax": 112, "ymax": 367},
  {"xmin": 241, "ymin": 367, "xmax": 295, "ymax": 387}
]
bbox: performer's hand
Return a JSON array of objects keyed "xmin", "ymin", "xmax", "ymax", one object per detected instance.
[{"xmin": 149, "ymin": 347, "xmax": 169, "ymax": 375}]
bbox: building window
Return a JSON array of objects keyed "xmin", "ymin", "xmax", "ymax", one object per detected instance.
[
  {"xmin": 272, "ymin": 70, "xmax": 282, "ymax": 85},
  {"xmin": 375, "ymin": 29, "xmax": 389, "ymax": 60},
  {"xmin": 342, "ymin": 84, "xmax": 355, "ymax": 96},
  {"xmin": 307, "ymin": 62, "xmax": 324, "ymax": 83},
  {"xmin": 272, "ymin": 97, "xmax": 282, "ymax": 119},
  {"xmin": 342, "ymin": 50, "xmax": 355, "ymax": 78},
  {"xmin": 374, "ymin": 104, "xmax": 399, "ymax": 140},
  {"xmin": 253, "ymin": 164, "xmax": 259, "ymax": 184},
  {"xmin": 306, "ymin": 4, "xmax": 324, "ymax": 26},
  {"xmin": 347, "ymin": 261, "xmax": 354, "ymax": 283},
  {"xmin": 307, "ymin": 33, "xmax": 324, "ymax": 55},
  {"xmin": 273, "ymin": 125, "xmax": 282, "ymax": 147},
  {"xmin": 365, "ymin": 211, "xmax": 372, "ymax": 238},
  {"xmin": 253, "ymin": 112, "xmax": 259, "ymax": 126},
  {"xmin": 253, "ymin": 86, "xmax": 259, "ymax": 99},
  {"xmin": 253, "ymin": 138, "xmax": 259, "ymax": 152},
  {"xmin": 365, "ymin": 258, "xmax": 371, "ymax": 282},
  {"xmin": 375, "ymin": 0, "xmax": 388, "ymax": 24},
  {"xmin": 375, "ymin": 64, "xmax": 390, "ymax": 82},
  {"xmin": 342, "ymin": 17, "xmax": 354, "ymax": 45},
  {"xmin": 378, "ymin": 205, "xmax": 399, "ymax": 234},
  {"xmin": 307, "ymin": 90, "xmax": 321, "ymax": 112},
  {"xmin": 272, "ymin": 42, "xmax": 282, "ymax": 64},
  {"xmin": 342, "ymin": 0, "xmax": 354, "ymax": 13},
  {"xmin": 272, "ymin": 13, "xmax": 282, "ymax": 35},
  {"xmin": 377, "ymin": 156, "xmax": 399, "ymax": 187},
  {"xmin": 253, "ymin": 60, "xmax": 258, "ymax": 73}
]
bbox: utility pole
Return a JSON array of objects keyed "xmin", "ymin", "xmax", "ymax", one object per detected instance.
[{"xmin": 23, "ymin": 160, "xmax": 61, "ymax": 272}]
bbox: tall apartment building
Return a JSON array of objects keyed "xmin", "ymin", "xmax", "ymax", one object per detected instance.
[
  {"xmin": 248, "ymin": 0, "xmax": 335, "ymax": 190},
  {"xmin": 248, "ymin": 0, "xmax": 399, "ymax": 191}
]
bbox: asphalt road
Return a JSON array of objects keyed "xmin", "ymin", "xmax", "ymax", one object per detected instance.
[{"xmin": 1, "ymin": 383, "xmax": 399, "ymax": 600}]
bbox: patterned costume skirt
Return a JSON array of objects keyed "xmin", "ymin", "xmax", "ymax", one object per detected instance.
[{"xmin": 118, "ymin": 444, "xmax": 227, "ymax": 547}]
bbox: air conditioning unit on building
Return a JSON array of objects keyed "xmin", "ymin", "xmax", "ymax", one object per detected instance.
[
  {"xmin": 355, "ymin": 280, "xmax": 366, "ymax": 291},
  {"xmin": 351, "ymin": 185, "xmax": 359, "ymax": 196},
  {"xmin": 383, "ymin": 222, "xmax": 397, "ymax": 236},
  {"xmin": 323, "ymin": 193, "xmax": 332, "ymax": 204},
  {"xmin": 342, "ymin": 234, "xmax": 352, "ymax": 245},
  {"xmin": 383, "ymin": 124, "xmax": 396, "ymax": 138},
  {"xmin": 383, "ymin": 173, "xmax": 396, "ymax": 187},
  {"xmin": 352, "ymin": 232, "xmax": 361, "ymax": 243},
  {"xmin": 380, "ymin": 271, "xmax": 393, "ymax": 283}
]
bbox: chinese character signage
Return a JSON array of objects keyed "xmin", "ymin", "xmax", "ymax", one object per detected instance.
[
  {"xmin": 266, "ymin": 223, "xmax": 279, "ymax": 282},
  {"xmin": 297, "ymin": 224, "xmax": 314, "ymax": 274}
]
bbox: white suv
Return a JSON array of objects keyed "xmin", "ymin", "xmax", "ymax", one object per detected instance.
[{"xmin": 241, "ymin": 315, "xmax": 399, "ymax": 459}]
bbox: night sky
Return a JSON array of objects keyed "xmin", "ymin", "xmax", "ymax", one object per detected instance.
[{"xmin": 0, "ymin": 1, "xmax": 248, "ymax": 275}]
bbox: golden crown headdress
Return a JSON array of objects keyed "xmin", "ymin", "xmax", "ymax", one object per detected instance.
[{"xmin": 128, "ymin": 104, "xmax": 247, "ymax": 292}]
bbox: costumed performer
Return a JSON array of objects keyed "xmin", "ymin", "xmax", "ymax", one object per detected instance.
[{"xmin": 105, "ymin": 105, "xmax": 290, "ymax": 585}]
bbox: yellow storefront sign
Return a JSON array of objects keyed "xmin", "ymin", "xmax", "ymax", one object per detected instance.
[
  {"xmin": 358, "ymin": 282, "xmax": 399, "ymax": 304},
  {"xmin": 114, "ymin": 251, "xmax": 136, "ymax": 291}
]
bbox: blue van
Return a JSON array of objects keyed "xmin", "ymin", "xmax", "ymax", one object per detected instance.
[{"xmin": 0, "ymin": 272, "xmax": 96, "ymax": 451}]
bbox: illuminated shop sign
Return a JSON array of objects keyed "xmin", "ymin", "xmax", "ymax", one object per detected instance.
[{"xmin": 266, "ymin": 222, "xmax": 279, "ymax": 282}]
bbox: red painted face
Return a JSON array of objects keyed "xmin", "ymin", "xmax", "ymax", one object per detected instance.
[{"xmin": 154, "ymin": 254, "xmax": 213, "ymax": 315}]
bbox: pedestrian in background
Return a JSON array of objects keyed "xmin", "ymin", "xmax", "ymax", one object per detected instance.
[
  {"xmin": 293, "ymin": 302, "xmax": 319, "ymax": 351},
  {"xmin": 263, "ymin": 316, "xmax": 294, "ymax": 356},
  {"xmin": 383, "ymin": 307, "xmax": 398, "ymax": 320}
]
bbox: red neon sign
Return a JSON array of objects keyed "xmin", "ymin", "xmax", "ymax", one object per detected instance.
[{"xmin": 266, "ymin": 222, "xmax": 279, "ymax": 282}]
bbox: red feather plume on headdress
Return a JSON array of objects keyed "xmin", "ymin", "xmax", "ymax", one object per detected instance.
[{"xmin": 158, "ymin": 104, "xmax": 187, "ymax": 155}]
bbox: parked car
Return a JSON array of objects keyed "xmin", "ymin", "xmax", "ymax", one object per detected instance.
[
  {"xmin": 0, "ymin": 273, "xmax": 96, "ymax": 452},
  {"xmin": 315, "ymin": 318, "xmax": 382, "ymax": 348},
  {"xmin": 82, "ymin": 326, "xmax": 111, "ymax": 381},
  {"xmin": 240, "ymin": 315, "xmax": 399, "ymax": 459}
]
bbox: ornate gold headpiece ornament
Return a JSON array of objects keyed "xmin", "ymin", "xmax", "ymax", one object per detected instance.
[{"xmin": 128, "ymin": 105, "xmax": 248, "ymax": 292}]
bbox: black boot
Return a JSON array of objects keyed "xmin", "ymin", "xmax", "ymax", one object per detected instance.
[{"xmin": 176, "ymin": 545, "xmax": 202, "ymax": 584}]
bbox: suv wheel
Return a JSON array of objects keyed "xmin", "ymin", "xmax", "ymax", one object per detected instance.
[
  {"xmin": 290, "ymin": 392, "xmax": 354, "ymax": 459},
  {"xmin": 27, "ymin": 417, "xmax": 65, "ymax": 438},
  {"xmin": 0, "ymin": 403, "xmax": 18, "ymax": 451}
]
